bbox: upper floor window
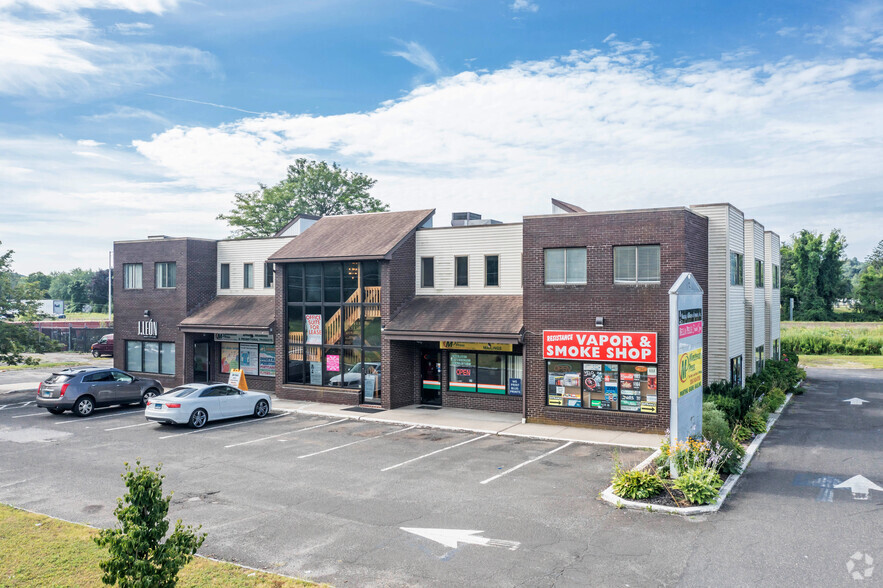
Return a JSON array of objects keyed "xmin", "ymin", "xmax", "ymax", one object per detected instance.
[
  {"xmin": 264, "ymin": 262, "xmax": 274, "ymax": 288},
  {"xmin": 421, "ymin": 257, "xmax": 434, "ymax": 288},
  {"xmin": 755, "ymin": 259, "xmax": 764, "ymax": 287},
  {"xmin": 244, "ymin": 263, "xmax": 254, "ymax": 289},
  {"xmin": 455, "ymin": 256, "xmax": 469, "ymax": 287},
  {"xmin": 220, "ymin": 263, "xmax": 230, "ymax": 289},
  {"xmin": 485, "ymin": 255, "xmax": 499, "ymax": 287},
  {"xmin": 123, "ymin": 263, "xmax": 142, "ymax": 289},
  {"xmin": 155, "ymin": 262, "xmax": 176, "ymax": 289},
  {"xmin": 773, "ymin": 264, "xmax": 780, "ymax": 289},
  {"xmin": 730, "ymin": 252, "xmax": 744, "ymax": 286},
  {"xmin": 544, "ymin": 248, "xmax": 586, "ymax": 285},
  {"xmin": 614, "ymin": 245, "xmax": 660, "ymax": 285}
]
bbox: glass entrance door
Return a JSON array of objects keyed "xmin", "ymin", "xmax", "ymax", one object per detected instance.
[
  {"xmin": 193, "ymin": 342, "xmax": 210, "ymax": 383},
  {"xmin": 421, "ymin": 349, "xmax": 441, "ymax": 405}
]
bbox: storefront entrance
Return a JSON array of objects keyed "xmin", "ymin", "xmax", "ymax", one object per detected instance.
[
  {"xmin": 420, "ymin": 349, "xmax": 441, "ymax": 405},
  {"xmin": 193, "ymin": 341, "xmax": 210, "ymax": 383}
]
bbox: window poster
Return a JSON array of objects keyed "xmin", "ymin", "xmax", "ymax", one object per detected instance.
[
  {"xmin": 305, "ymin": 314, "xmax": 322, "ymax": 345},
  {"xmin": 547, "ymin": 361, "xmax": 579, "ymax": 407},
  {"xmin": 258, "ymin": 345, "xmax": 275, "ymax": 377},
  {"xmin": 309, "ymin": 361, "xmax": 322, "ymax": 385},
  {"xmin": 327, "ymin": 354, "xmax": 340, "ymax": 372},
  {"xmin": 600, "ymin": 364, "xmax": 619, "ymax": 410},
  {"xmin": 220, "ymin": 342, "xmax": 239, "ymax": 374},
  {"xmin": 582, "ymin": 363, "xmax": 603, "ymax": 409},
  {"xmin": 240, "ymin": 343, "xmax": 259, "ymax": 376}
]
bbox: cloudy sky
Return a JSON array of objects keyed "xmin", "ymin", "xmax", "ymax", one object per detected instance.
[{"xmin": 1, "ymin": 0, "xmax": 882, "ymax": 274}]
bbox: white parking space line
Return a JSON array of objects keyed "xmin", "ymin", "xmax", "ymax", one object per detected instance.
[
  {"xmin": 224, "ymin": 418, "xmax": 348, "ymax": 449},
  {"xmin": 10, "ymin": 411, "xmax": 49, "ymax": 419},
  {"xmin": 297, "ymin": 425, "xmax": 417, "ymax": 459},
  {"xmin": 106, "ymin": 421, "xmax": 156, "ymax": 431},
  {"xmin": 381, "ymin": 434, "xmax": 491, "ymax": 472},
  {"xmin": 54, "ymin": 410, "xmax": 144, "ymax": 425},
  {"xmin": 158, "ymin": 413, "xmax": 287, "ymax": 440},
  {"xmin": 0, "ymin": 480, "xmax": 27, "ymax": 488},
  {"xmin": 480, "ymin": 441, "xmax": 574, "ymax": 485},
  {"xmin": 0, "ymin": 401, "xmax": 35, "ymax": 411}
]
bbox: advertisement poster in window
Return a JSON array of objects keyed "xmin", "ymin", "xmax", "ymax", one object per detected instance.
[
  {"xmin": 258, "ymin": 345, "xmax": 275, "ymax": 377},
  {"xmin": 240, "ymin": 343, "xmax": 259, "ymax": 376},
  {"xmin": 326, "ymin": 354, "xmax": 340, "ymax": 372},
  {"xmin": 309, "ymin": 361, "xmax": 322, "ymax": 385},
  {"xmin": 220, "ymin": 342, "xmax": 239, "ymax": 374},
  {"xmin": 305, "ymin": 314, "xmax": 322, "ymax": 345}
]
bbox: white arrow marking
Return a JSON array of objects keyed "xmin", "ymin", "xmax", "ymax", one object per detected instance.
[
  {"xmin": 843, "ymin": 398, "xmax": 869, "ymax": 406},
  {"xmin": 401, "ymin": 527, "xmax": 520, "ymax": 551},
  {"xmin": 834, "ymin": 475, "xmax": 883, "ymax": 500}
]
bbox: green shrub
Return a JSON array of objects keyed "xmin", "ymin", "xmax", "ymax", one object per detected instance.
[
  {"xmin": 672, "ymin": 467, "xmax": 723, "ymax": 505},
  {"xmin": 763, "ymin": 387, "xmax": 787, "ymax": 413},
  {"xmin": 744, "ymin": 406, "xmax": 768, "ymax": 434},
  {"xmin": 702, "ymin": 402, "xmax": 731, "ymax": 444},
  {"xmin": 732, "ymin": 423, "xmax": 753, "ymax": 443},
  {"xmin": 611, "ymin": 467, "xmax": 664, "ymax": 500}
]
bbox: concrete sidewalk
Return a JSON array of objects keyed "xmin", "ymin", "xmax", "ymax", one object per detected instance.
[
  {"xmin": 0, "ymin": 381, "xmax": 41, "ymax": 394},
  {"xmin": 272, "ymin": 398, "xmax": 661, "ymax": 449}
]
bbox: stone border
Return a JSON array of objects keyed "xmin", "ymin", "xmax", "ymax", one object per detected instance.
[{"xmin": 601, "ymin": 387, "xmax": 798, "ymax": 515}]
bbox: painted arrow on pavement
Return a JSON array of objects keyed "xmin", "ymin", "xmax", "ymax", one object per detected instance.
[
  {"xmin": 834, "ymin": 475, "xmax": 883, "ymax": 500},
  {"xmin": 842, "ymin": 398, "xmax": 869, "ymax": 406},
  {"xmin": 401, "ymin": 527, "xmax": 520, "ymax": 551}
]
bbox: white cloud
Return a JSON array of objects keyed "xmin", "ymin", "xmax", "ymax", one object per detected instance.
[
  {"xmin": 0, "ymin": 1, "xmax": 215, "ymax": 98},
  {"xmin": 81, "ymin": 105, "xmax": 170, "ymax": 125},
  {"xmin": 510, "ymin": 0, "xmax": 538, "ymax": 13},
  {"xmin": 386, "ymin": 39, "xmax": 441, "ymax": 75},
  {"xmin": 113, "ymin": 21, "xmax": 153, "ymax": 35},
  {"xmin": 0, "ymin": 0, "xmax": 178, "ymax": 14}
]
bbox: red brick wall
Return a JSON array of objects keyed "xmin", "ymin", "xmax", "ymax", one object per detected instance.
[
  {"xmin": 522, "ymin": 208, "xmax": 708, "ymax": 433},
  {"xmin": 382, "ymin": 232, "xmax": 419, "ymax": 409}
]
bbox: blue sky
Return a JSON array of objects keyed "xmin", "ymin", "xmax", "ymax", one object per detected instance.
[{"xmin": 1, "ymin": 0, "xmax": 882, "ymax": 273}]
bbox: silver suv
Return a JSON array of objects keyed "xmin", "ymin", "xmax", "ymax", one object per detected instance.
[{"xmin": 35, "ymin": 367, "xmax": 164, "ymax": 417}]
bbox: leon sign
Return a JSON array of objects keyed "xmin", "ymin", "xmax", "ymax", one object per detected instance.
[
  {"xmin": 543, "ymin": 331, "xmax": 657, "ymax": 364},
  {"xmin": 137, "ymin": 319, "xmax": 157, "ymax": 339}
]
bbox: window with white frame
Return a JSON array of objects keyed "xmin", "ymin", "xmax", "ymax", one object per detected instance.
[
  {"xmin": 123, "ymin": 263, "xmax": 142, "ymax": 289},
  {"xmin": 244, "ymin": 263, "xmax": 254, "ymax": 289},
  {"xmin": 155, "ymin": 262, "xmax": 176, "ymax": 289},
  {"xmin": 421, "ymin": 257, "xmax": 434, "ymax": 288},
  {"xmin": 544, "ymin": 248, "xmax": 586, "ymax": 285},
  {"xmin": 614, "ymin": 245, "xmax": 660, "ymax": 284}
]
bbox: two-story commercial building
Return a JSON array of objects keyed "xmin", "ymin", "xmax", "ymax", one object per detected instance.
[{"xmin": 113, "ymin": 200, "xmax": 780, "ymax": 434}]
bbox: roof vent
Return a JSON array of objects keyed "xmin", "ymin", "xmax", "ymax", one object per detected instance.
[
  {"xmin": 147, "ymin": 235, "xmax": 171, "ymax": 240},
  {"xmin": 451, "ymin": 212, "xmax": 502, "ymax": 226}
]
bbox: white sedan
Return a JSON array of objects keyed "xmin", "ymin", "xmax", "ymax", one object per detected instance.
[{"xmin": 145, "ymin": 383, "xmax": 271, "ymax": 429}]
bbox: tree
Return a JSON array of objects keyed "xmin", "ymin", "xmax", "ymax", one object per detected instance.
[
  {"xmin": 95, "ymin": 461, "xmax": 205, "ymax": 588},
  {"xmin": 26, "ymin": 271, "xmax": 51, "ymax": 296},
  {"xmin": 217, "ymin": 159, "xmax": 388, "ymax": 238},
  {"xmin": 780, "ymin": 229, "xmax": 848, "ymax": 320},
  {"xmin": 867, "ymin": 239, "xmax": 883, "ymax": 270},
  {"xmin": 90, "ymin": 269, "xmax": 110, "ymax": 310},
  {"xmin": 855, "ymin": 266, "xmax": 883, "ymax": 317},
  {"xmin": 0, "ymin": 242, "xmax": 60, "ymax": 365}
]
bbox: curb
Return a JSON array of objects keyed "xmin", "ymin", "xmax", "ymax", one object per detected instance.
[
  {"xmin": 601, "ymin": 389, "xmax": 796, "ymax": 515},
  {"xmin": 275, "ymin": 406, "xmax": 658, "ymax": 449}
]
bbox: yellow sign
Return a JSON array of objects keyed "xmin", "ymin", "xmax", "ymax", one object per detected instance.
[
  {"xmin": 677, "ymin": 348, "xmax": 702, "ymax": 398},
  {"xmin": 640, "ymin": 402, "xmax": 657, "ymax": 414},
  {"xmin": 440, "ymin": 341, "xmax": 513, "ymax": 352},
  {"xmin": 228, "ymin": 369, "xmax": 249, "ymax": 391}
]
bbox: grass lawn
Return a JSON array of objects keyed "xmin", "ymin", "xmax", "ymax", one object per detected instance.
[
  {"xmin": 0, "ymin": 504, "xmax": 319, "ymax": 587},
  {"xmin": 799, "ymin": 355, "xmax": 883, "ymax": 369},
  {"xmin": 36, "ymin": 312, "xmax": 111, "ymax": 321},
  {"xmin": 0, "ymin": 361, "xmax": 83, "ymax": 371},
  {"xmin": 781, "ymin": 321, "xmax": 883, "ymax": 337}
]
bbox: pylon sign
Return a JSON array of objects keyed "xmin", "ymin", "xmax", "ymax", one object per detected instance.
[{"xmin": 669, "ymin": 272, "xmax": 704, "ymax": 451}]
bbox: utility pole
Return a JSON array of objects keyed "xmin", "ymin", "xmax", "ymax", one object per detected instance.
[{"xmin": 108, "ymin": 250, "xmax": 113, "ymax": 322}]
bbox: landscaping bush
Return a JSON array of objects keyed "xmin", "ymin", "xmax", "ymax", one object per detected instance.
[
  {"xmin": 672, "ymin": 466, "xmax": 723, "ymax": 505},
  {"xmin": 704, "ymin": 380, "xmax": 754, "ymax": 425},
  {"xmin": 743, "ymin": 406, "xmax": 768, "ymax": 434},
  {"xmin": 702, "ymin": 402, "xmax": 730, "ymax": 443},
  {"xmin": 611, "ymin": 464, "xmax": 664, "ymax": 500},
  {"xmin": 762, "ymin": 387, "xmax": 787, "ymax": 413}
]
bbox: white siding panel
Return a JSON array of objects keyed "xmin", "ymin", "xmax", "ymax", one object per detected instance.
[
  {"xmin": 764, "ymin": 232, "xmax": 781, "ymax": 358},
  {"xmin": 744, "ymin": 219, "xmax": 765, "ymax": 374},
  {"xmin": 216, "ymin": 237, "xmax": 293, "ymax": 296},
  {"xmin": 415, "ymin": 224, "xmax": 523, "ymax": 295},
  {"xmin": 727, "ymin": 206, "xmax": 746, "ymax": 380}
]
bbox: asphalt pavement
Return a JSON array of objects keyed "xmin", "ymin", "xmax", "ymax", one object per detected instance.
[{"xmin": 0, "ymin": 367, "xmax": 880, "ymax": 587}]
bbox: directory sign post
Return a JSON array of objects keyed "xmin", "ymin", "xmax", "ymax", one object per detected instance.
[{"xmin": 669, "ymin": 272, "xmax": 704, "ymax": 477}]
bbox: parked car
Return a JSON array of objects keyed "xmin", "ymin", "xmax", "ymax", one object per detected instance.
[
  {"xmin": 145, "ymin": 383, "xmax": 271, "ymax": 429},
  {"xmin": 36, "ymin": 366, "xmax": 163, "ymax": 417},
  {"xmin": 91, "ymin": 334, "xmax": 114, "ymax": 357},
  {"xmin": 328, "ymin": 362, "xmax": 381, "ymax": 388}
]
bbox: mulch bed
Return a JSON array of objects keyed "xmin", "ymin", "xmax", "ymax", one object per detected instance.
[{"xmin": 614, "ymin": 459, "xmax": 735, "ymax": 508}]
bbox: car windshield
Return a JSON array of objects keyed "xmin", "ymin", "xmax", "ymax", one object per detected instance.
[
  {"xmin": 165, "ymin": 386, "xmax": 199, "ymax": 397},
  {"xmin": 45, "ymin": 374, "xmax": 73, "ymax": 384}
]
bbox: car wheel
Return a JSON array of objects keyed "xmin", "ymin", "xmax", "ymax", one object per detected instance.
[
  {"xmin": 141, "ymin": 388, "xmax": 159, "ymax": 407},
  {"xmin": 47, "ymin": 408, "xmax": 65, "ymax": 415},
  {"xmin": 91, "ymin": 350, "xmax": 100, "ymax": 357},
  {"xmin": 73, "ymin": 396, "xmax": 95, "ymax": 417},
  {"xmin": 188, "ymin": 408, "xmax": 208, "ymax": 429},
  {"xmin": 254, "ymin": 399, "xmax": 269, "ymax": 418}
]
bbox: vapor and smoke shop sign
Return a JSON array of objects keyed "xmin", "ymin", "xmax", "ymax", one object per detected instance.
[
  {"xmin": 543, "ymin": 331, "xmax": 657, "ymax": 364},
  {"xmin": 136, "ymin": 319, "xmax": 157, "ymax": 339}
]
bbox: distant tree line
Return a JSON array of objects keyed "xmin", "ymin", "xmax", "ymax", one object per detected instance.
[
  {"xmin": 15, "ymin": 268, "xmax": 110, "ymax": 314},
  {"xmin": 781, "ymin": 230, "xmax": 883, "ymax": 321}
]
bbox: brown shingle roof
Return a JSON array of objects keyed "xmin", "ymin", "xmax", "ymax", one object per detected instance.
[
  {"xmin": 268, "ymin": 209, "xmax": 435, "ymax": 262},
  {"xmin": 179, "ymin": 296, "xmax": 275, "ymax": 333},
  {"xmin": 383, "ymin": 296, "xmax": 523, "ymax": 343}
]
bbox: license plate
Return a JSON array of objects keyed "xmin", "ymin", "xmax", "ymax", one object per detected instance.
[
  {"xmin": 153, "ymin": 403, "xmax": 163, "ymax": 409},
  {"xmin": 42, "ymin": 391, "xmax": 51, "ymax": 397}
]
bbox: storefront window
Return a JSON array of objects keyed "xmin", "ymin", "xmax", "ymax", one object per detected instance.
[
  {"xmin": 546, "ymin": 360, "xmax": 656, "ymax": 413},
  {"xmin": 143, "ymin": 342, "xmax": 159, "ymax": 373},
  {"xmin": 477, "ymin": 354, "xmax": 505, "ymax": 394},
  {"xmin": 324, "ymin": 347, "xmax": 342, "ymax": 386},
  {"xmin": 730, "ymin": 355, "xmax": 743, "ymax": 386},
  {"xmin": 287, "ymin": 265, "xmax": 303, "ymax": 302},
  {"xmin": 288, "ymin": 345, "xmax": 305, "ymax": 383},
  {"xmin": 305, "ymin": 264, "xmax": 322, "ymax": 302},
  {"xmin": 364, "ymin": 311, "xmax": 381, "ymax": 346},
  {"xmin": 324, "ymin": 262, "xmax": 341, "ymax": 302},
  {"xmin": 127, "ymin": 341, "xmax": 142, "ymax": 372},
  {"xmin": 450, "ymin": 353, "xmax": 476, "ymax": 392},
  {"xmin": 220, "ymin": 342, "xmax": 239, "ymax": 373},
  {"xmin": 160, "ymin": 343, "xmax": 175, "ymax": 375},
  {"xmin": 755, "ymin": 345, "xmax": 765, "ymax": 373},
  {"xmin": 127, "ymin": 341, "xmax": 175, "ymax": 375}
]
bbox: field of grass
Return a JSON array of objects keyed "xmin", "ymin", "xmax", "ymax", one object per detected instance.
[
  {"xmin": 0, "ymin": 361, "xmax": 82, "ymax": 371},
  {"xmin": 0, "ymin": 505, "xmax": 317, "ymax": 587},
  {"xmin": 39, "ymin": 312, "xmax": 112, "ymax": 321},
  {"xmin": 782, "ymin": 321, "xmax": 883, "ymax": 356},
  {"xmin": 798, "ymin": 355, "xmax": 883, "ymax": 369}
]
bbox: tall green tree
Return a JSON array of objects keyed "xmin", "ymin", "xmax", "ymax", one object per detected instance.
[
  {"xmin": 780, "ymin": 229, "xmax": 848, "ymax": 320},
  {"xmin": 867, "ymin": 239, "xmax": 883, "ymax": 270},
  {"xmin": 0, "ymin": 243, "xmax": 61, "ymax": 365},
  {"xmin": 855, "ymin": 266, "xmax": 883, "ymax": 317},
  {"xmin": 25, "ymin": 271, "xmax": 51, "ymax": 296},
  {"xmin": 217, "ymin": 159, "xmax": 388, "ymax": 238}
]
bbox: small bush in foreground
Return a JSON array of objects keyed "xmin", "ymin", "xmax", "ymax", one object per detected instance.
[
  {"xmin": 762, "ymin": 387, "xmax": 787, "ymax": 413},
  {"xmin": 611, "ymin": 463, "xmax": 664, "ymax": 500},
  {"xmin": 744, "ymin": 406, "xmax": 768, "ymax": 434},
  {"xmin": 672, "ymin": 467, "xmax": 723, "ymax": 505},
  {"xmin": 95, "ymin": 461, "xmax": 205, "ymax": 588}
]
